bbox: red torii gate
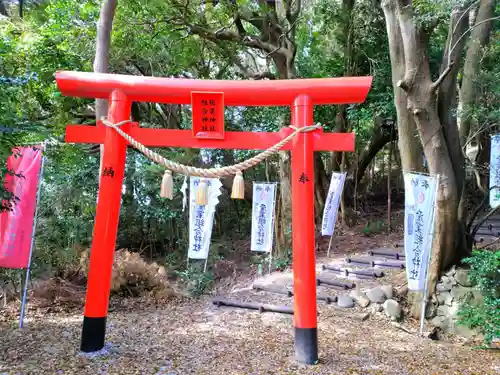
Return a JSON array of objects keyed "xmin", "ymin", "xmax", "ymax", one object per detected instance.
[{"xmin": 55, "ymin": 70, "xmax": 372, "ymax": 364}]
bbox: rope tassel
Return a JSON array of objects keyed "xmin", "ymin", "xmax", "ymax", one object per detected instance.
[
  {"xmin": 160, "ymin": 170, "xmax": 173, "ymax": 199},
  {"xmin": 231, "ymin": 171, "xmax": 245, "ymax": 200},
  {"xmin": 196, "ymin": 179, "xmax": 209, "ymax": 206}
]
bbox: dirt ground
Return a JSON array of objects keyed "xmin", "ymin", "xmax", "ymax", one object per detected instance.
[
  {"xmin": 1, "ymin": 217, "xmax": 499, "ymax": 375},
  {"xmin": 1, "ymin": 295, "xmax": 499, "ymax": 375}
]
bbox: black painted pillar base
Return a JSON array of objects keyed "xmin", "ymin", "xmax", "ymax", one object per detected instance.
[
  {"xmin": 295, "ymin": 327, "xmax": 318, "ymax": 364},
  {"xmin": 81, "ymin": 316, "xmax": 107, "ymax": 352}
]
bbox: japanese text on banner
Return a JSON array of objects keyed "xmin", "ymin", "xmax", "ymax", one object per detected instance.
[
  {"xmin": 321, "ymin": 172, "xmax": 346, "ymax": 236},
  {"xmin": 489, "ymin": 134, "xmax": 500, "ymax": 208},
  {"xmin": 403, "ymin": 172, "xmax": 438, "ymax": 291},
  {"xmin": 0, "ymin": 146, "xmax": 43, "ymax": 269},
  {"xmin": 187, "ymin": 177, "xmax": 222, "ymax": 260},
  {"xmin": 250, "ymin": 183, "xmax": 276, "ymax": 252}
]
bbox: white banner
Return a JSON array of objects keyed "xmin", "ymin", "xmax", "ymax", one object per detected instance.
[
  {"xmin": 403, "ymin": 172, "xmax": 438, "ymax": 291},
  {"xmin": 251, "ymin": 183, "xmax": 277, "ymax": 252},
  {"xmin": 321, "ymin": 172, "xmax": 346, "ymax": 236},
  {"xmin": 187, "ymin": 177, "xmax": 222, "ymax": 260},
  {"xmin": 489, "ymin": 134, "xmax": 500, "ymax": 208}
]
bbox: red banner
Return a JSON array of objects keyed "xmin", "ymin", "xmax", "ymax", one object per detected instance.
[{"xmin": 0, "ymin": 146, "xmax": 43, "ymax": 268}]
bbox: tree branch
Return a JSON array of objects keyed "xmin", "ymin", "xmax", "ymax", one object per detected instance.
[
  {"xmin": 190, "ymin": 24, "xmax": 278, "ymax": 54},
  {"xmin": 448, "ymin": 15, "xmax": 500, "ymax": 59},
  {"xmin": 431, "ymin": 62, "xmax": 454, "ymax": 91},
  {"xmin": 250, "ymin": 71, "xmax": 276, "ymax": 80},
  {"xmin": 285, "ymin": 0, "xmax": 302, "ymax": 24},
  {"xmin": 471, "ymin": 196, "xmax": 500, "ymax": 237},
  {"xmin": 396, "ymin": 79, "xmax": 409, "ymax": 92}
]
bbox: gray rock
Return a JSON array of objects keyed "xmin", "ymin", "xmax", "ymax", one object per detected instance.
[
  {"xmin": 425, "ymin": 303, "xmax": 438, "ymax": 318},
  {"xmin": 441, "ymin": 275, "xmax": 451, "ymax": 284},
  {"xmin": 349, "ymin": 290, "xmax": 370, "ymax": 308},
  {"xmin": 371, "ymin": 303, "xmax": 383, "ymax": 313},
  {"xmin": 447, "ymin": 301, "xmax": 460, "ymax": 319},
  {"xmin": 431, "ymin": 315, "xmax": 448, "ymax": 329},
  {"xmin": 380, "ymin": 284, "xmax": 394, "ymax": 299},
  {"xmin": 450, "ymin": 286, "xmax": 474, "ymax": 303},
  {"xmin": 445, "ymin": 265, "xmax": 456, "ymax": 277},
  {"xmin": 366, "ymin": 287, "xmax": 387, "ymax": 303},
  {"xmin": 354, "ymin": 312, "xmax": 371, "ymax": 322},
  {"xmin": 471, "ymin": 289, "xmax": 484, "ymax": 306},
  {"xmin": 383, "ymin": 299, "xmax": 402, "ymax": 321},
  {"xmin": 455, "ymin": 269, "xmax": 472, "ymax": 287},
  {"xmin": 436, "ymin": 282, "xmax": 453, "ymax": 292},
  {"xmin": 436, "ymin": 291, "xmax": 454, "ymax": 306},
  {"xmin": 453, "ymin": 321, "xmax": 478, "ymax": 338},
  {"xmin": 437, "ymin": 305, "xmax": 449, "ymax": 317},
  {"xmin": 337, "ymin": 295, "xmax": 355, "ymax": 308}
]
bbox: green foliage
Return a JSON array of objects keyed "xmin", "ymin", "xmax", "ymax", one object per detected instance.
[
  {"xmin": 362, "ymin": 220, "xmax": 386, "ymax": 236},
  {"xmin": 175, "ymin": 266, "xmax": 214, "ymax": 297},
  {"xmin": 457, "ymin": 250, "xmax": 500, "ymax": 347},
  {"xmin": 274, "ymin": 247, "xmax": 292, "ymax": 272},
  {"xmin": 0, "ymin": 0, "xmax": 497, "ymax": 296}
]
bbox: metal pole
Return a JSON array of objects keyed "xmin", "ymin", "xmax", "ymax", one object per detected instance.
[
  {"xmin": 419, "ymin": 174, "xmax": 440, "ymax": 335},
  {"xmin": 19, "ymin": 146, "xmax": 46, "ymax": 328}
]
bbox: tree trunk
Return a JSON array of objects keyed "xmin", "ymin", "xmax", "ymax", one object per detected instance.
[
  {"xmin": 437, "ymin": 6, "xmax": 471, "ymax": 250},
  {"xmin": 381, "ymin": 0, "xmax": 422, "ymax": 173},
  {"xmin": 278, "ymin": 149, "xmax": 292, "ymax": 251},
  {"xmin": 340, "ymin": 145, "xmax": 348, "ymax": 225},
  {"xmin": 351, "ymin": 118, "xmax": 395, "ymax": 185},
  {"xmin": 459, "ymin": 0, "xmax": 496, "ymax": 147},
  {"xmin": 387, "ymin": 130, "xmax": 394, "ymax": 231},
  {"xmin": 382, "ymin": 0, "xmax": 465, "ymax": 298},
  {"xmin": 95, "ymin": 0, "xmax": 118, "ymax": 180},
  {"xmin": 342, "ymin": 119, "xmax": 394, "ymax": 206},
  {"xmin": 331, "ymin": 0, "xmax": 356, "ymax": 174},
  {"xmin": 314, "ymin": 153, "xmax": 328, "ymax": 223},
  {"xmin": 0, "ymin": 1, "xmax": 8, "ymax": 16}
]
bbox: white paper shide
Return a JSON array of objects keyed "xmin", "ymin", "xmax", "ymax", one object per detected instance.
[
  {"xmin": 251, "ymin": 183, "xmax": 277, "ymax": 252},
  {"xmin": 489, "ymin": 134, "xmax": 500, "ymax": 208},
  {"xmin": 321, "ymin": 172, "xmax": 346, "ymax": 236},
  {"xmin": 188, "ymin": 177, "xmax": 222, "ymax": 260},
  {"xmin": 403, "ymin": 172, "xmax": 438, "ymax": 291}
]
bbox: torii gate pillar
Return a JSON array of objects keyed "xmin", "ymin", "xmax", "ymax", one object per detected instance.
[{"xmin": 56, "ymin": 71, "xmax": 372, "ymax": 364}]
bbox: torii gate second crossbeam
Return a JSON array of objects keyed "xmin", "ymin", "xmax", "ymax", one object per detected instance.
[{"xmin": 56, "ymin": 71, "xmax": 372, "ymax": 365}]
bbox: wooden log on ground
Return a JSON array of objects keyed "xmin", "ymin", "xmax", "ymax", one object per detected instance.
[
  {"xmin": 212, "ymin": 298, "xmax": 294, "ymax": 315},
  {"xmin": 252, "ymin": 284, "xmax": 293, "ymax": 297},
  {"xmin": 367, "ymin": 248, "xmax": 405, "ymax": 260},
  {"xmin": 316, "ymin": 277, "xmax": 355, "ymax": 290},
  {"xmin": 373, "ymin": 259, "xmax": 405, "ymax": 269},
  {"xmin": 475, "ymin": 230, "xmax": 500, "ymax": 237},
  {"xmin": 346, "ymin": 257, "xmax": 405, "ymax": 269},
  {"xmin": 252, "ymin": 284, "xmax": 338, "ymax": 304},
  {"xmin": 322, "ymin": 264, "xmax": 385, "ymax": 278}
]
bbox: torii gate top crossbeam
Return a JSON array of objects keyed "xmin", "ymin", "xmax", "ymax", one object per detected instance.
[{"xmin": 55, "ymin": 71, "xmax": 372, "ymax": 106}]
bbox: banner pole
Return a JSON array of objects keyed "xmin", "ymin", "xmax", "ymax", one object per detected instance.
[
  {"xmin": 326, "ymin": 235, "xmax": 334, "ymax": 258},
  {"xmin": 322, "ymin": 172, "xmax": 346, "ymax": 257},
  {"xmin": 269, "ymin": 182, "xmax": 278, "ymax": 274},
  {"xmin": 419, "ymin": 174, "xmax": 440, "ymax": 335},
  {"xmin": 203, "ymin": 257, "xmax": 208, "ymax": 273},
  {"xmin": 19, "ymin": 145, "xmax": 46, "ymax": 328}
]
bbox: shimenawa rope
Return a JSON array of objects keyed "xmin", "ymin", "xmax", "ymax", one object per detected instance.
[{"xmin": 101, "ymin": 119, "xmax": 321, "ymax": 178}]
